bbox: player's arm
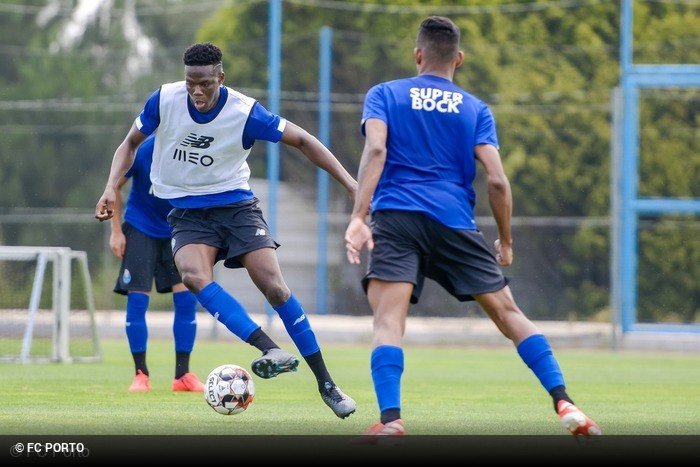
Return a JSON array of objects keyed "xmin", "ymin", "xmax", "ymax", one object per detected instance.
[
  {"xmin": 109, "ymin": 176, "xmax": 129, "ymax": 259},
  {"xmin": 95, "ymin": 124, "xmax": 147, "ymax": 221},
  {"xmin": 280, "ymin": 121, "xmax": 358, "ymax": 199},
  {"xmin": 344, "ymin": 118, "xmax": 388, "ymax": 264},
  {"xmin": 475, "ymin": 144, "xmax": 513, "ymax": 266}
]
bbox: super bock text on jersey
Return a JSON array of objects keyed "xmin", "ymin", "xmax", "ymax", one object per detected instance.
[{"xmin": 409, "ymin": 87, "xmax": 463, "ymax": 113}]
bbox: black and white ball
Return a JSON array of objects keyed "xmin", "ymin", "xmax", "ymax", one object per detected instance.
[{"xmin": 205, "ymin": 364, "xmax": 255, "ymax": 415}]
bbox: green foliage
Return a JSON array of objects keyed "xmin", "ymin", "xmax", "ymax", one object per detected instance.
[
  {"xmin": 196, "ymin": 0, "xmax": 698, "ymax": 321},
  {"xmin": 0, "ymin": 1, "xmax": 697, "ymax": 321},
  {"xmin": 638, "ymin": 218, "xmax": 700, "ymax": 324},
  {"xmin": 0, "ymin": 0, "xmax": 209, "ymax": 289}
]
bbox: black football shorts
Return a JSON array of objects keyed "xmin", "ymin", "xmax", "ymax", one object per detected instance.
[
  {"xmin": 362, "ymin": 210, "xmax": 508, "ymax": 304},
  {"xmin": 113, "ymin": 221, "xmax": 182, "ymax": 295},
  {"xmin": 167, "ymin": 197, "xmax": 279, "ymax": 269}
]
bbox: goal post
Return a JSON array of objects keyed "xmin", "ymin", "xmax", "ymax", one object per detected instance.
[{"xmin": 0, "ymin": 246, "xmax": 101, "ymax": 363}]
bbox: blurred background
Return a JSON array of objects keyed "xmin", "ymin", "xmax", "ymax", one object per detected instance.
[{"xmin": 0, "ymin": 0, "xmax": 697, "ymax": 339}]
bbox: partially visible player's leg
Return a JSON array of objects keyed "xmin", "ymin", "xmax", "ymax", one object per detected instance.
[
  {"xmin": 170, "ymin": 283, "xmax": 205, "ymax": 391},
  {"xmin": 125, "ymin": 292, "xmax": 149, "ymax": 373},
  {"xmin": 171, "ymin": 282, "xmax": 197, "ymax": 378},
  {"xmin": 475, "ymin": 287, "xmax": 601, "ymax": 436},
  {"xmin": 357, "ymin": 211, "xmax": 425, "ymax": 437},
  {"xmin": 156, "ymin": 237, "xmax": 204, "ymax": 392},
  {"xmin": 114, "ymin": 222, "xmax": 158, "ymax": 392},
  {"xmin": 473, "ymin": 285, "xmax": 539, "ymax": 343},
  {"xmin": 475, "ymin": 287, "xmax": 568, "ymax": 397},
  {"xmin": 241, "ymin": 247, "xmax": 356, "ymax": 418},
  {"xmin": 174, "ymin": 244, "xmax": 275, "ymax": 353},
  {"xmin": 125, "ymin": 292, "xmax": 151, "ymax": 392},
  {"xmin": 365, "ymin": 279, "xmax": 412, "ymax": 436},
  {"xmin": 428, "ymin": 224, "xmax": 600, "ymax": 436},
  {"xmin": 169, "ymin": 205, "xmax": 292, "ymax": 376}
]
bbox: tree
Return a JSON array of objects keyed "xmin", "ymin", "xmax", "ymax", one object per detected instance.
[{"xmin": 196, "ymin": 0, "xmax": 698, "ymax": 321}]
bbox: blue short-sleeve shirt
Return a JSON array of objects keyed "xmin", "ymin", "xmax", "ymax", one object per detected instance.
[
  {"xmin": 361, "ymin": 74, "xmax": 499, "ymax": 230},
  {"xmin": 123, "ymin": 135, "xmax": 173, "ymax": 239}
]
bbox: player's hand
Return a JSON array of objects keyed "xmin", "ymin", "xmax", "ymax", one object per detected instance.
[
  {"xmin": 109, "ymin": 231, "xmax": 126, "ymax": 259},
  {"xmin": 345, "ymin": 216, "xmax": 373, "ymax": 264},
  {"xmin": 494, "ymin": 238, "xmax": 513, "ymax": 266},
  {"xmin": 95, "ymin": 187, "xmax": 116, "ymax": 222}
]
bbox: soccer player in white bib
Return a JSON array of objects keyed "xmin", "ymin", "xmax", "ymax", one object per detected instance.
[
  {"xmin": 96, "ymin": 43, "xmax": 356, "ymax": 418},
  {"xmin": 345, "ymin": 17, "xmax": 601, "ymax": 437}
]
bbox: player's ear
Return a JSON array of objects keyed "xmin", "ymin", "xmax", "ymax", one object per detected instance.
[
  {"xmin": 219, "ymin": 70, "xmax": 225, "ymax": 85},
  {"xmin": 414, "ymin": 48, "xmax": 422, "ymax": 66},
  {"xmin": 455, "ymin": 50, "xmax": 464, "ymax": 69}
]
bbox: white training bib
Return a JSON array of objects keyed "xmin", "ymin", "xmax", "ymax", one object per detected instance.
[{"xmin": 151, "ymin": 82, "xmax": 255, "ymax": 199}]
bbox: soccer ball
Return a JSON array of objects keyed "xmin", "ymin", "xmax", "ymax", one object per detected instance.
[{"xmin": 205, "ymin": 364, "xmax": 255, "ymax": 415}]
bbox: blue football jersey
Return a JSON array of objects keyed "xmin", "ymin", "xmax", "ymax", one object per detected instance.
[
  {"xmin": 361, "ymin": 74, "xmax": 499, "ymax": 230},
  {"xmin": 123, "ymin": 135, "xmax": 173, "ymax": 239}
]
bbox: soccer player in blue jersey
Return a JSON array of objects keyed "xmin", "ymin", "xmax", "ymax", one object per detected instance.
[
  {"xmin": 345, "ymin": 16, "xmax": 601, "ymax": 437},
  {"xmin": 96, "ymin": 43, "xmax": 356, "ymax": 418},
  {"xmin": 110, "ymin": 135, "xmax": 204, "ymax": 393}
]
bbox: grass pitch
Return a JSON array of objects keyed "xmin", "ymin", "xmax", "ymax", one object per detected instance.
[{"xmin": 1, "ymin": 340, "xmax": 698, "ymax": 435}]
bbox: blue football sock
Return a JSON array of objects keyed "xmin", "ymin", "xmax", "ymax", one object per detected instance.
[
  {"xmin": 371, "ymin": 345, "xmax": 404, "ymax": 413},
  {"xmin": 196, "ymin": 282, "xmax": 259, "ymax": 342},
  {"xmin": 273, "ymin": 294, "xmax": 319, "ymax": 357},
  {"xmin": 173, "ymin": 290, "xmax": 198, "ymax": 353},
  {"xmin": 517, "ymin": 334, "xmax": 566, "ymax": 392},
  {"xmin": 125, "ymin": 292, "xmax": 149, "ymax": 354}
]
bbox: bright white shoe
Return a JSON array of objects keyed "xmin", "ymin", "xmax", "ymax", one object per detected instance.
[{"xmin": 557, "ymin": 401, "xmax": 602, "ymax": 437}]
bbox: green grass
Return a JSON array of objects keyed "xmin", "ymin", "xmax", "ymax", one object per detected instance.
[{"xmin": 1, "ymin": 340, "xmax": 699, "ymax": 435}]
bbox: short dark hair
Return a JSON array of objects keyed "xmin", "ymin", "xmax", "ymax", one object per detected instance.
[
  {"xmin": 416, "ymin": 16, "xmax": 460, "ymax": 64},
  {"xmin": 183, "ymin": 42, "xmax": 222, "ymax": 67}
]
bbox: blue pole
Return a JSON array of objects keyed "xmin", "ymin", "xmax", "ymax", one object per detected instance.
[
  {"xmin": 266, "ymin": 0, "xmax": 282, "ymax": 321},
  {"xmin": 267, "ymin": 0, "xmax": 282, "ymax": 238},
  {"xmin": 621, "ymin": 0, "xmax": 633, "ymax": 74},
  {"xmin": 316, "ymin": 27, "xmax": 332, "ymax": 315},
  {"xmin": 619, "ymin": 0, "xmax": 637, "ymax": 332},
  {"xmin": 610, "ymin": 87, "xmax": 621, "ymax": 348},
  {"xmin": 620, "ymin": 80, "xmax": 638, "ymax": 333}
]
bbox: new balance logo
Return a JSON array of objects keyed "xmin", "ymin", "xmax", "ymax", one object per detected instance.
[
  {"xmin": 292, "ymin": 314, "xmax": 306, "ymax": 326},
  {"xmin": 254, "ymin": 228, "xmax": 266, "ymax": 236},
  {"xmin": 172, "ymin": 148, "xmax": 214, "ymax": 167},
  {"xmin": 180, "ymin": 133, "xmax": 215, "ymax": 149}
]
